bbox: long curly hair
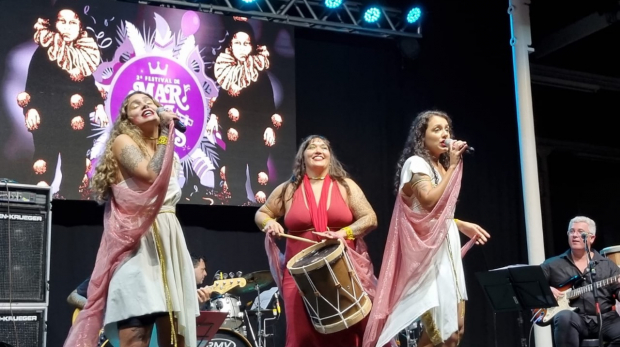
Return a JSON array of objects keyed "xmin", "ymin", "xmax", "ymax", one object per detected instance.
[
  {"xmin": 91, "ymin": 91, "xmax": 163, "ymax": 202},
  {"xmin": 277, "ymin": 135, "xmax": 351, "ymax": 212},
  {"xmin": 394, "ymin": 110, "xmax": 453, "ymax": 194}
]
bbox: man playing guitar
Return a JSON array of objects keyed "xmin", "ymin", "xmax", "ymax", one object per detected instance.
[{"xmin": 540, "ymin": 216, "xmax": 620, "ymax": 347}]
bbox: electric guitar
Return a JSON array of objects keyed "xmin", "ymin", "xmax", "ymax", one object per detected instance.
[
  {"xmin": 71, "ymin": 277, "xmax": 247, "ymax": 322},
  {"xmin": 534, "ymin": 274, "xmax": 620, "ymax": 326}
]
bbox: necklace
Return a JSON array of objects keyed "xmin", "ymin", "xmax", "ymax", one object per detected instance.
[{"xmin": 309, "ymin": 176, "xmax": 326, "ymax": 180}]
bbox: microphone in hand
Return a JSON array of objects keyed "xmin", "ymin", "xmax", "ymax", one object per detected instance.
[
  {"xmin": 156, "ymin": 106, "xmax": 186, "ymax": 133},
  {"xmin": 445, "ymin": 138, "xmax": 475, "ymax": 154}
]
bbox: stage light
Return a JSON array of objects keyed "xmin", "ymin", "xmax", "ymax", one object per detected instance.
[
  {"xmin": 406, "ymin": 7, "xmax": 421, "ymax": 24},
  {"xmin": 363, "ymin": 7, "xmax": 381, "ymax": 23},
  {"xmin": 325, "ymin": 0, "xmax": 343, "ymax": 9},
  {"xmin": 241, "ymin": 0, "xmax": 256, "ymax": 3}
]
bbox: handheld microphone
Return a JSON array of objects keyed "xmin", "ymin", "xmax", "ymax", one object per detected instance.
[
  {"xmin": 156, "ymin": 107, "xmax": 186, "ymax": 133},
  {"xmin": 445, "ymin": 139, "xmax": 475, "ymax": 154}
]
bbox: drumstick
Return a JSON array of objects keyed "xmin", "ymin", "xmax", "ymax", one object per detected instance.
[{"xmin": 280, "ymin": 233, "xmax": 318, "ymax": 244}]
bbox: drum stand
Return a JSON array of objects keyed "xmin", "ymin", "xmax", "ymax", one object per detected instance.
[{"xmin": 245, "ymin": 283, "xmax": 278, "ymax": 347}]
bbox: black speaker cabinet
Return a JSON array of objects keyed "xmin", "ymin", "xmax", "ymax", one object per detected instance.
[{"xmin": 0, "ymin": 308, "xmax": 47, "ymax": 347}]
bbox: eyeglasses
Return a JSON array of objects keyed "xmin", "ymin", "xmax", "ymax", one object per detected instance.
[{"xmin": 566, "ymin": 230, "xmax": 593, "ymax": 236}]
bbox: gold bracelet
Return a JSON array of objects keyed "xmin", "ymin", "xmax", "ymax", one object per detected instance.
[
  {"xmin": 343, "ymin": 226, "xmax": 355, "ymax": 240},
  {"xmin": 157, "ymin": 136, "xmax": 168, "ymax": 145},
  {"xmin": 261, "ymin": 218, "xmax": 273, "ymax": 230}
]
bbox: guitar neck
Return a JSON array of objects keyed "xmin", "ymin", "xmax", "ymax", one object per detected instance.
[{"xmin": 567, "ymin": 275, "xmax": 620, "ymax": 299}]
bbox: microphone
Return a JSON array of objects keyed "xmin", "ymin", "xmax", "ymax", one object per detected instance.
[
  {"xmin": 445, "ymin": 139, "xmax": 475, "ymax": 154},
  {"xmin": 156, "ymin": 107, "xmax": 186, "ymax": 133},
  {"xmin": 581, "ymin": 232, "xmax": 589, "ymax": 242}
]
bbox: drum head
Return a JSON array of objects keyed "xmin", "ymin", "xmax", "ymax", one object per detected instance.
[
  {"xmin": 601, "ymin": 245, "xmax": 620, "ymax": 255},
  {"xmin": 293, "ymin": 243, "xmax": 340, "ymax": 267},
  {"xmin": 198, "ymin": 329, "xmax": 252, "ymax": 347}
]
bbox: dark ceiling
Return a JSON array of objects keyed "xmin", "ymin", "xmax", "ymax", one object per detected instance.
[{"xmin": 530, "ymin": 0, "xmax": 620, "ymax": 78}]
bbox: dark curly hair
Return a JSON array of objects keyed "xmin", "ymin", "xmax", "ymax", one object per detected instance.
[
  {"xmin": 278, "ymin": 135, "xmax": 350, "ymax": 211},
  {"xmin": 394, "ymin": 110, "xmax": 453, "ymax": 194}
]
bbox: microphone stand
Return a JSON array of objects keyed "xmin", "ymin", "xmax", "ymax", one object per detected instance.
[{"xmin": 583, "ymin": 234, "xmax": 603, "ymax": 347}]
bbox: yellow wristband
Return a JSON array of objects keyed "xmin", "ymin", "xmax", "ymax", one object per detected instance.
[
  {"xmin": 454, "ymin": 218, "xmax": 459, "ymax": 224},
  {"xmin": 343, "ymin": 226, "xmax": 355, "ymax": 240},
  {"xmin": 157, "ymin": 136, "xmax": 168, "ymax": 145},
  {"xmin": 261, "ymin": 218, "xmax": 273, "ymax": 230}
]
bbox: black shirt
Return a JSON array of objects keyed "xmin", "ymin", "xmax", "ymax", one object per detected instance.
[{"xmin": 541, "ymin": 249, "xmax": 620, "ymax": 316}]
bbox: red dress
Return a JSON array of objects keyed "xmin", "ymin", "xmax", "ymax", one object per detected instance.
[{"xmin": 282, "ymin": 182, "xmax": 368, "ymax": 347}]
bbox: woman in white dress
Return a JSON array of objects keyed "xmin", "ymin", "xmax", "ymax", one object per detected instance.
[
  {"xmin": 363, "ymin": 110, "xmax": 490, "ymax": 347},
  {"xmin": 65, "ymin": 91, "xmax": 201, "ymax": 347}
]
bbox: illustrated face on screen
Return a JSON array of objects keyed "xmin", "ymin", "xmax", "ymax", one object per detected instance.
[
  {"xmin": 231, "ymin": 32, "xmax": 252, "ymax": 62},
  {"xmin": 56, "ymin": 10, "xmax": 81, "ymax": 42}
]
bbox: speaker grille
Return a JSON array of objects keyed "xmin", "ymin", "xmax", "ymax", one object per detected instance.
[
  {"xmin": 0, "ymin": 310, "xmax": 44, "ymax": 347},
  {"xmin": 0, "ymin": 211, "xmax": 47, "ymax": 303}
]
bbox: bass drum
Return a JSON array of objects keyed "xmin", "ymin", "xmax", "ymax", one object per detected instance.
[{"xmin": 197, "ymin": 329, "xmax": 252, "ymax": 347}]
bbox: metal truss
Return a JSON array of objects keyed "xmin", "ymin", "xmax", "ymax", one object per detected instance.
[{"xmin": 120, "ymin": 0, "xmax": 422, "ymax": 39}]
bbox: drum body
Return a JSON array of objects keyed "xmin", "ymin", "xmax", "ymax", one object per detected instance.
[
  {"xmin": 286, "ymin": 239, "xmax": 372, "ymax": 334},
  {"xmin": 207, "ymin": 294, "xmax": 244, "ymax": 329},
  {"xmin": 601, "ymin": 246, "xmax": 620, "ymax": 267},
  {"xmin": 197, "ymin": 329, "xmax": 252, "ymax": 347}
]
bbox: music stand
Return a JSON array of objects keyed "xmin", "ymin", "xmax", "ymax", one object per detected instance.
[
  {"xmin": 476, "ymin": 265, "xmax": 558, "ymax": 347},
  {"xmin": 476, "ymin": 265, "xmax": 557, "ymax": 312},
  {"xmin": 196, "ymin": 311, "xmax": 228, "ymax": 343}
]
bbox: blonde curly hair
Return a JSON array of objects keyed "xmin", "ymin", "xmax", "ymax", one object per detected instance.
[{"xmin": 91, "ymin": 91, "xmax": 163, "ymax": 202}]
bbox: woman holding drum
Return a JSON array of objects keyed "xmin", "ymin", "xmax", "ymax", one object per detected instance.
[
  {"xmin": 255, "ymin": 135, "xmax": 379, "ymax": 347},
  {"xmin": 363, "ymin": 110, "xmax": 490, "ymax": 347}
]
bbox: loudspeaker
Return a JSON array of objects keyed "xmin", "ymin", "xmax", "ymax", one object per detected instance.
[
  {"xmin": 0, "ymin": 308, "xmax": 47, "ymax": 347},
  {"xmin": 0, "ymin": 183, "xmax": 51, "ymax": 305}
]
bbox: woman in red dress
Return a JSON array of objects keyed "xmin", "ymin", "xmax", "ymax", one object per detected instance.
[{"xmin": 255, "ymin": 135, "xmax": 379, "ymax": 347}]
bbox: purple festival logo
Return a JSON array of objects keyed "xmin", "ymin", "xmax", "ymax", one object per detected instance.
[
  {"xmin": 92, "ymin": 11, "xmax": 218, "ymax": 166},
  {"xmin": 108, "ymin": 56, "xmax": 207, "ymax": 160}
]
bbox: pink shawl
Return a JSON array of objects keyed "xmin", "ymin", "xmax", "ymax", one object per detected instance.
[
  {"xmin": 362, "ymin": 161, "xmax": 475, "ymax": 347},
  {"xmin": 63, "ymin": 124, "xmax": 176, "ymax": 347}
]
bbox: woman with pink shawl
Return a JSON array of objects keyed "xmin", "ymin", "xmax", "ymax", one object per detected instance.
[
  {"xmin": 64, "ymin": 91, "xmax": 200, "ymax": 347},
  {"xmin": 255, "ymin": 135, "xmax": 379, "ymax": 347},
  {"xmin": 363, "ymin": 111, "xmax": 490, "ymax": 347}
]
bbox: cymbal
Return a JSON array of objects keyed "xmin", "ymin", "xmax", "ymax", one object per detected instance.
[{"xmin": 228, "ymin": 270, "xmax": 274, "ymax": 296}]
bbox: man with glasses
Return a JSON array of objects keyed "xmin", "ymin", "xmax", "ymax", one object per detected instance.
[{"xmin": 540, "ymin": 216, "xmax": 620, "ymax": 347}]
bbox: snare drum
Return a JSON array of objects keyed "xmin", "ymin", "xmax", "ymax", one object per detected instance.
[
  {"xmin": 601, "ymin": 246, "xmax": 620, "ymax": 267},
  {"xmin": 197, "ymin": 329, "xmax": 252, "ymax": 347},
  {"xmin": 286, "ymin": 239, "xmax": 372, "ymax": 334},
  {"xmin": 206, "ymin": 294, "xmax": 244, "ymax": 329}
]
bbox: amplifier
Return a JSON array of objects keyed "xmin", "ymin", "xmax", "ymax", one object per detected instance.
[
  {"xmin": 0, "ymin": 207, "xmax": 50, "ymax": 304},
  {"xmin": 0, "ymin": 184, "xmax": 50, "ymax": 207},
  {"xmin": 0, "ymin": 308, "xmax": 46, "ymax": 347}
]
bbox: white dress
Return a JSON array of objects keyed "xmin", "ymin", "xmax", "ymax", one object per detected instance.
[
  {"xmin": 103, "ymin": 156, "xmax": 199, "ymax": 347},
  {"xmin": 375, "ymin": 156, "xmax": 467, "ymax": 347}
]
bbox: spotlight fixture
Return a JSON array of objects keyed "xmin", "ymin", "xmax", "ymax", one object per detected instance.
[
  {"xmin": 363, "ymin": 6, "xmax": 381, "ymax": 23},
  {"xmin": 406, "ymin": 7, "xmax": 421, "ymax": 24},
  {"xmin": 324, "ymin": 0, "xmax": 343, "ymax": 9}
]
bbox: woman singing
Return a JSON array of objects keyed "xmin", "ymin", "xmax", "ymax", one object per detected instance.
[
  {"xmin": 64, "ymin": 91, "xmax": 202, "ymax": 347},
  {"xmin": 255, "ymin": 135, "xmax": 378, "ymax": 347},
  {"xmin": 363, "ymin": 111, "xmax": 490, "ymax": 347}
]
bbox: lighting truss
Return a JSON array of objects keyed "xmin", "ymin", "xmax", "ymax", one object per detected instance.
[{"xmin": 119, "ymin": 0, "xmax": 422, "ymax": 39}]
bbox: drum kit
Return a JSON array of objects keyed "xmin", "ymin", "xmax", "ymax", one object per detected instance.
[{"xmin": 200, "ymin": 270, "xmax": 280, "ymax": 347}]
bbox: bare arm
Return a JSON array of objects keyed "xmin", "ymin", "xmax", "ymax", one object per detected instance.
[
  {"xmin": 66, "ymin": 290, "xmax": 87, "ymax": 309},
  {"xmin": 342, "ymin": 179, "xmax": 377, "ymax": 237},
  {"xmin": 401, "ymin": 167, "xmax": 457, "ymax": 211},
  {"xmin": 255, "ymin": 182, "xmax": 287, "ymax": 228},
  {"xmin": 112, "ymin": 127, "xmax": 169, "ymax": 184}
]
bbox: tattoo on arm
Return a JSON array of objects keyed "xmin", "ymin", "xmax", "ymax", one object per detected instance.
[
  {"xmin": 346, "ymin": 182, "xmax": 378, "ymax": 236},
  {"xmin": 146, "ymin": 144, "xmax": 167, "ymax": 174},
  {"xmin": 119, "ymin": 145, "xmax": 146, "ymax": 172}
]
